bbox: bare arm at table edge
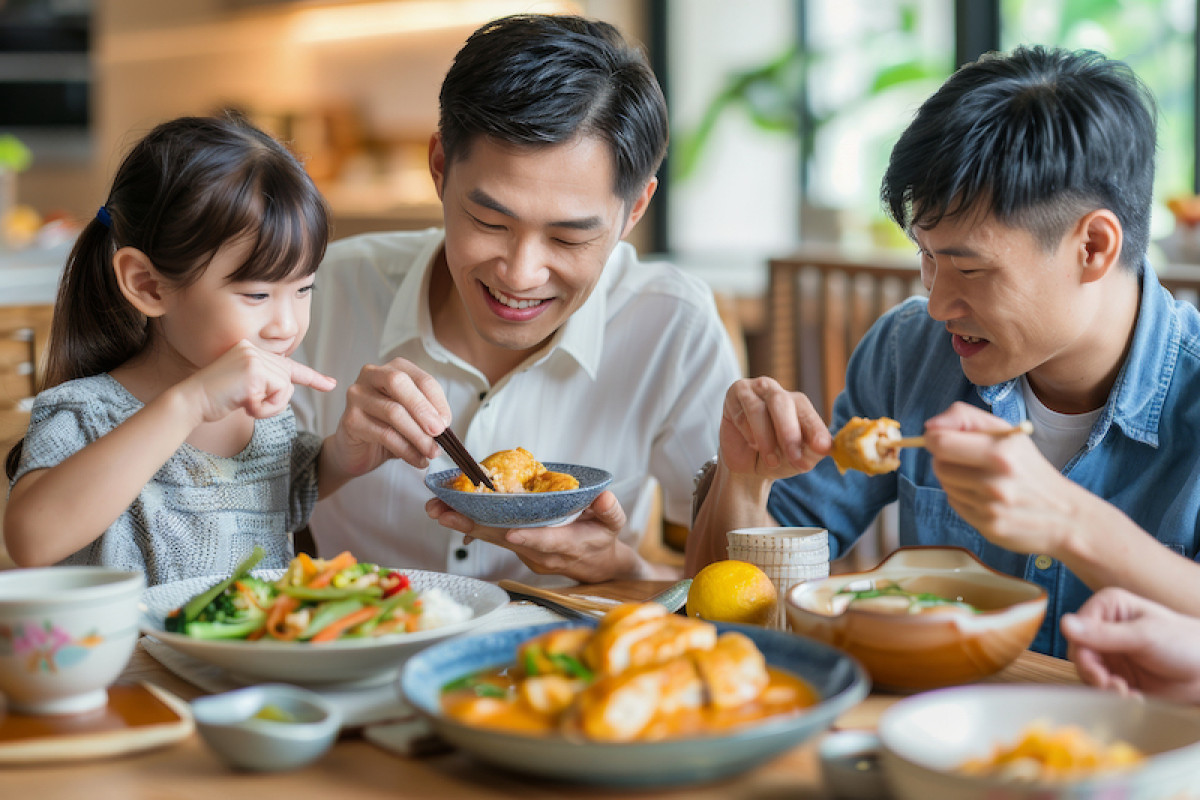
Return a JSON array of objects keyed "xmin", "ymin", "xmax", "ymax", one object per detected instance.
[{"xmin": 685, "ymin": 456, "xmax": 776, "ymax": 576}]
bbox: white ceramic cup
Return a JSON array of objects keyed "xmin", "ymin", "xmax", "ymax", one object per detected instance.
[
  {"xmin": 0, "ymin": 566, "xmax": 144, "ymax": 714},
  {"xmin": 726, "ymin": 527, "xmax": 830, "ymax": 630}
]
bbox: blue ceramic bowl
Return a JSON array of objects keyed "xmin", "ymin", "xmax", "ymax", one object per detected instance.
[
  {"xmin": 400, "ymin": 621, "xmax": 870, "ymax": 787},
  {"xmin": 424, "ymin": 462, "xmax": 613, "ymax": 528}
]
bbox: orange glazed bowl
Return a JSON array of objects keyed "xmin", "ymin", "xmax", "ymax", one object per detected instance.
[{"xmin": 785, "ymin": 547, "xmax": 1047, "ymax": 690}]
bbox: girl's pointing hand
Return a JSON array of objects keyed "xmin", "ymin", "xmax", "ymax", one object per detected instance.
[
  {"xmin": 287, "ymin": 358, "xmax": 337, "ymax": 393},
  {"xmin": 185, "ymin": 340, "xmax": 336, "ymax": 423}
]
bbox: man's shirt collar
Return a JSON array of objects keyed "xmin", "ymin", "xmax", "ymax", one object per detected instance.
[{"xmin": 977, "ymin": 262, "xmax": 1166, "ymax": 447}]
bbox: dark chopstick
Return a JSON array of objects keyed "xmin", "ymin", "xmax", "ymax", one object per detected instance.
[{"xmin": 434, "ymin": 428, "xmax": 496, "ymax": 491}]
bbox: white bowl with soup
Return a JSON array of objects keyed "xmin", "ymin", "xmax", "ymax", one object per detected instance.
[{"xmin": 786, "ymin": 546, "xmax": 1046, "ymax": 690}]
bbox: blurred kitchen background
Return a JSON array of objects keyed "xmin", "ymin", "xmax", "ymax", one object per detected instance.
[
  {"xmin": 3, "ymin": 0, "xmax": 1200, "ymax": 565},
  {"xmin": 4, "ymin": 0, "xmax": 1200, "ymax": 403},
  {"xmin": 4, "ymin": 0, "xmax": 1199, "ymax": 428},
  {"xmin": 4, "ymin": 0, "xmax": 1196, "ymax": 268}
]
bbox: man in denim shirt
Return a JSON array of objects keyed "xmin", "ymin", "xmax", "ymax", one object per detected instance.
[{"xmin": 688, "ymin": 46, "xmax": 1200, "ymax": 658}]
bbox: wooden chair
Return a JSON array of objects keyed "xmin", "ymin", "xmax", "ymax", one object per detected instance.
[
  {"xmin": 1156, "ymin": 262, "xmax": 1200, "ymax": 306},
  {"xmin": 765, "ymin": 247, "xmax": 925, "ymax": 569},
  {"xmin": 766, "ymin": 246, "xmax": 925, "ymax": 421},
  {"xmin": 0, "ymin": 304, "xmax": 53, "ymax": 568},
  {"xmin": 0, "ymin": 304, "xmax": 52, "ymax": 456}
]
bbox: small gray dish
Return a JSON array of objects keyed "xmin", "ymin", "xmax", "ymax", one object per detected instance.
[
  {"xmin": 424, "ymin": 462, "xmax": 613, "ymax": 528},
  {"xmin": 818, "ymin": 729, "xmax": 891, "ymax": 800},
  {"xmin": 191, "ymin": 684, "xmax": 341, "ymax": 772}
]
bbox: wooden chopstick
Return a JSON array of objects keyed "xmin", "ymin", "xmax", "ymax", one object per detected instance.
[
  {"xmin": 497, "ymin": 580, "xmax": 617, "ymax": 614},
  {"xmin": 434, "ymin": 428, "xmax": 496, "ymax": 491},
  {"xmin": 893, "ymin": 419, "xmax": 1034, "ymax": 450}
]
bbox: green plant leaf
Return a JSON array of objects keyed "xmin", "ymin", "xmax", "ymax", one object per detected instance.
[
  {"xmin": 672, "ymin": 46, "xmax": 804, "ymax": 182},
  {"xmin": 0, "ymin": 134, "xmax": 31, "ymax": 172},
  {"xmin": 870, "ymin": 61, "xmax": 940, "ymax": 92}
]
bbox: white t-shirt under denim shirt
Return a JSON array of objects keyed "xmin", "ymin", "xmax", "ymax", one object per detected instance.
[
  {"xmin": 1020, "ymin": 375, "xmax": 1102, "ymax": 471},
  {"xmin": 290, "ymin": 229, "xmax": 742, "ymax": 585}
]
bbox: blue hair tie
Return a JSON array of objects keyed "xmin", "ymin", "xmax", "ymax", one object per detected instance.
[{"xmin": 96, "ymin": 205, "xmax": 112, "ymax": 229}]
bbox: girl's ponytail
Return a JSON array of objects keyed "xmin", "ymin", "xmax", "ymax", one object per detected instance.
[
  {"xmin": 5, "ymin": 214, "xmax": 144, "ymax": 479},
  {"xmin": 5, "ymin": 112, "xmax": 327, "ymax": 481},
  {"xmin": 43, "ymin": 212, "xmax": 146, "ymax": 387}
]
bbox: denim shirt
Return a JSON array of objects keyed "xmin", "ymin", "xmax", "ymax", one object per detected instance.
[{"xmin": 767, "ymin": 263, "xmax": 1200, "ymax": 657}]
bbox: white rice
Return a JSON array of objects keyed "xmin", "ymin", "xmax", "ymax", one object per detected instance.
[{"xmin": 417, "ymin": 587, "xmax": 473, "ymax": 631}]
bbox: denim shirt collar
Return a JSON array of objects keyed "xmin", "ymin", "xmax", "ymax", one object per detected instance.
[{"xmin": 976, "ymin": 262, "xmax": 1168, "ymax": 450}]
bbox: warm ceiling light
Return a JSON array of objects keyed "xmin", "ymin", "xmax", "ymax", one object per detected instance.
[{"xmin": 292, "ymin": 0, "xmax": 581, "ymax": 43}]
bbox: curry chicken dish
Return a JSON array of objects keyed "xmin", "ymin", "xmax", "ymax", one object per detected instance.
[
  {"xmin": 441, "ymin": 602, "xmax": 817, "ymax": 742},
  {"xmin": 830, "ymin": 416, "xmax": 902, "ymax": 475},
  {"xmin": 447, "ymin": 447, "xmax": 580, "ymax": 493}
]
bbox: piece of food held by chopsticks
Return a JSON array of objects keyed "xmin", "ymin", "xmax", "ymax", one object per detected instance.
[
  {"xmin": 448, "ymin": 447, "xmax": 580, "ymax": 494},
  {"xmin": 830, "ymin": 417, "xmax": 902, "ymax": 475},
  {"xmin": 830, "ymin": 417, "xmax": 1034, "ymax": 475}
]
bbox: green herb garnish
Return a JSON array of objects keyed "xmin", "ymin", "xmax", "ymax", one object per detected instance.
[
  {"xmin": 835, "ymin": 583, "xmax": 978, "ymax": 614},
  {"xmin": 547, "ymin": 652, "xmax": 594, "ymax": 681},
  {"xmin": 442, "ymin": 673, "xmax": 508, "ymax": 699}
]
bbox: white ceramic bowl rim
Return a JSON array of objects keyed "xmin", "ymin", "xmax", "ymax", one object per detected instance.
[
  {"xmin": 877, "ymin": 683, "xmax": 1200, "ymax": 791},
  {"xmin": 787, "ymin": 546, "xmax": 1047, "ymax": 623},
  {"xmin": 0, "ymin": 566, "xmax": 144, "ymax": 604},
  {"xmin": 192, "ymin": 684, "xmax": 341, "ymax": 730}
]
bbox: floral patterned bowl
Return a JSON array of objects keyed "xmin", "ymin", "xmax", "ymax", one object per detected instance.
[{"xmin": 0, "ymin": 567, "xmax": 145, "ymax": 714}]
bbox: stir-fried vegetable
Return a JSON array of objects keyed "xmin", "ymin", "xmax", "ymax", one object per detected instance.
[
  {"xmin": 165, "ymin": 551, "xmax": 434, "ymax": 643},
  {"xmin": 181, "ymin": 546, "xmax": 265, "ymax": 623}
]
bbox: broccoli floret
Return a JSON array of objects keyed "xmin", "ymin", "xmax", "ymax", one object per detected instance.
[
  {"xmin": 236, "ymin": 576, "xmax": 276, "ymax": 609},
  {"xmin": 192, "ymin": 577, "xmax": 275, "ymax": 624},
  {"xmin": 194, "ymin": 590, "xmax": 240, "ymax": 623}
]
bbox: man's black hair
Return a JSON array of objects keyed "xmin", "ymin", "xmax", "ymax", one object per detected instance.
[
  {"xmin": 438, "ymin": 14, "xmax": 668, "ymax": 204},
  {"xmin": 882, "ymin": 45, "xmax": 1157, "ymax": 268}
]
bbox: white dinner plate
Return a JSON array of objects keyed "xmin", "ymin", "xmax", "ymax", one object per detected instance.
[{"xmin": 139, "ymin": 569, "xmax": 509, "ymax": 686}]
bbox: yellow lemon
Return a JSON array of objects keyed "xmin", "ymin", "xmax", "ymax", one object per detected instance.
[{"xmin": 687, "ymin": 560, "xmax": 778, "ymax": 626}]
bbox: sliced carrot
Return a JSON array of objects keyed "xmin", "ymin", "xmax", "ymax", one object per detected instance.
[
  {"xmin": 234, "ymin": 580, "xmax": 266, "ymax": 610},
  {"xmin": 311, "ymin": 605, "xmax": 379, "ymax": 643},
  {"xmin": 265, "ymin": 594, "xmax": 303, "ymax": 640},
  {"xmin": 371, "ymin": 614, "xmax": 414, "ymax": 635},
  {"xmin": 308, "ymin": 551, "xmax": 357, "ymax": 589},
  {"xmin": 295, "ymin": 552, "xmax": 318, "ymax": 578}
]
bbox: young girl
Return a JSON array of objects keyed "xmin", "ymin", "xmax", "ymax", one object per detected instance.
[{"xmin": 4, "ymin": 115, "xmax": 361, "ymax": 584}]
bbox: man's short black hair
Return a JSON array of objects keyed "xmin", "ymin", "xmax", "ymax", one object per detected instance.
[
  {"xmin": 438, "ymin": 14, "xmax": 668, "ymax": 204},
  {"xmin": 882, "ymin": 45, "xmax": 1157, "ymax": 268}
]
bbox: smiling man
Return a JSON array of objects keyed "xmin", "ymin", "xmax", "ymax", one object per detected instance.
[
  {"xmin": 687, "ymin": 46, "xmax": 1200, "ymax": 657},
  {"xmin": 291, "ymin": 15, "xmax": 740, "ymax": 584}
]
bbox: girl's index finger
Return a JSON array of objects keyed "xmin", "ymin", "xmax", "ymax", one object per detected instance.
[{"xmin": 287, "ymin": 359, "xmax": 337, "ymax": 392}]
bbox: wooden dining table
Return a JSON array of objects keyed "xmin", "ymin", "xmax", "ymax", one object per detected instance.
[{"xmin": 3, "ymin": 579, "xmax": 1081, "ymax": 800}]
